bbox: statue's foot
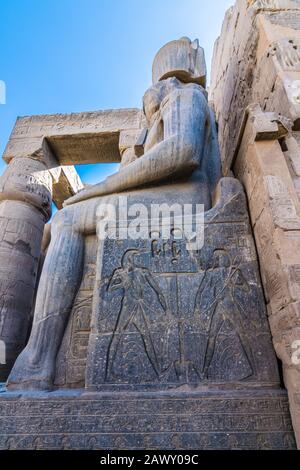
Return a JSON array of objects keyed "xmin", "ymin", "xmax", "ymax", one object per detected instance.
[
  {"xmin": 6, "ymin": 348, "xmax": 54, "ymax": 392},
  {"xmin": 6, "ymin": 377, "xmax": 53, "ymax": 392}
]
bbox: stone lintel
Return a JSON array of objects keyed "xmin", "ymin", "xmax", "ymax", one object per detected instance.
[{"xmin": 3, "ymin": 108, "xmax": 145, "ymax": 166}]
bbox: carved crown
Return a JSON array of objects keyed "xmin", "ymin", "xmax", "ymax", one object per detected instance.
[{"xmin": 152, "ymin": 37, "xmax": 206, "ymax": 87}]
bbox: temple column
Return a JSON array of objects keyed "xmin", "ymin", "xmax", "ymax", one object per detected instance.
[{"xmin": 0, "ymin": 156, "xmax": 52, "ymax": 381}]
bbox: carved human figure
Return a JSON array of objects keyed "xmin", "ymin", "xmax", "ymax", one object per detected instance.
[
  {"xmin": 86, "ymin": 436, "xmax": 98, "ymax": 450},
  {"xmin": 7, "ymin": 38, "xmax": 221, "ymax": 390},
  {"xmin": 194, "ymin": 249, "xmax": 256, "ymax": 380},
  {"xmin": 105, "ymin": 249, "xmax": 168, "ymax": 380}
]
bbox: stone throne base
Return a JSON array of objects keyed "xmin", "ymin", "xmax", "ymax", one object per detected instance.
[
  {"xmin": 1, "ymin": 178, "xmax": 296, "ymax": 450},
  {"xmin": 0, "ymin": 387, "xmax": 296, "ymax": 450}
]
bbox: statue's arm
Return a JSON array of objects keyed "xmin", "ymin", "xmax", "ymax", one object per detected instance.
[
  {"xmin": 194, "ymin": 272, "xmax": 209, "ymax": 315},
  {"xmin": 65, "ymin": 88, "xmax": 209, "ymax": 205},
  {"xmin": 144, "ymin": 270, "xmax": 167, "ymax": 311}
]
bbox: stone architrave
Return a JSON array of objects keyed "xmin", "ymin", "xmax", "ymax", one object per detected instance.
[{"xmin": 3, "ymin": 109, "xmax": 145, "ymax": 165}]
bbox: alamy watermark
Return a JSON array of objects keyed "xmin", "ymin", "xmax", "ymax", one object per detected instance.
[
  {"xmin": 0, "ymin": 80, "xmax": 6, "ymax": 104},
  {"xmin": 96, "ymin": 196, "xmax": 205, "ymax": 251}
]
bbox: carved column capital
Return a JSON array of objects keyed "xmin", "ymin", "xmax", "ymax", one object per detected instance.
[{"xmin": 0, "ymin": 156, "xmax": 52, "ymax": 222}]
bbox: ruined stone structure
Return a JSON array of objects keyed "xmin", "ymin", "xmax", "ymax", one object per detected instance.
[
  {"xmin": 210, "ymin": 0, "xmax": 300, "ymax": 447},
  {"xmin": 0, "ymin": 4, "xmax": 299, "ymax": 450}
]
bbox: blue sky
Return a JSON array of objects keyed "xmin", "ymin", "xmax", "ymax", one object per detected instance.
[{"xmin": 0, "ymin": 0, "xmax": 233, "ymax": 185}]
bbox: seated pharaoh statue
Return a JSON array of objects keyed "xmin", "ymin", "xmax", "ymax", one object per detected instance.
[
  {"xmin": 6, "ymin": 38, "xmax": 278, "ymax": 394},
  {"xmin": 7, "ymin": 38, "xmax": 221, "ymax": 391}
]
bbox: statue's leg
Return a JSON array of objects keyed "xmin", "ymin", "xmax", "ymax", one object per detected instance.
[
  {"xmin": 233, "ymin": 318, "xmax": 257, "ymax": 378},
  {"xmin": 6, "ymin": 205, "xmax": 85, "ymax": 390},
  {"xmin": 203, "ymin": 311, "xmax": 221, "ymax": 379},
  {"xmin": 134, "ymin": 312, "xmax": 160, "ymax": 376}
]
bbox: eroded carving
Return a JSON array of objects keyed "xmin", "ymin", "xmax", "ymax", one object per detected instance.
[{"xmin": 86, "ymin": 178, "xmax": 279, "ymax": 390}]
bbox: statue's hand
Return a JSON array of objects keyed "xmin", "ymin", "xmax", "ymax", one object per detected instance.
[{"xmin": 63, "ymin": 181, "xmax": 108, "ymax": 206}]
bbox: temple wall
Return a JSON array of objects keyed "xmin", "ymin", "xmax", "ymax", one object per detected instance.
[{"xmin": 210, "ymin": 0, "xmax": 300, "ymax": 446}]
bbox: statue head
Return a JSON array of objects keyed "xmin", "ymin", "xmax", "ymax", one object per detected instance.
[
  {"xmin": 152, "ymin": 37, "xmax": 206, "ymax": 88},
  {"xmin": 143, "ymin": 77, "xmax": 181, "ymax": 122},
  {"xmin": 121, "ymin": 249, "xmax": 139, "ymax": 269},
  {"xmin": 212, "ymin": 249, "xmax": 231, "ymax": 269}
]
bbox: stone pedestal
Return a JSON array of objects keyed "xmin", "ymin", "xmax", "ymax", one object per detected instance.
[{"xmin": 0, "ymin": 388, "xmax": 295, "ymax": 450}]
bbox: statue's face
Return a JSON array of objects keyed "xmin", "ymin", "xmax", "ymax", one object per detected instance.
[
  {"xmin": 143, "ymin": 78, "xmax": 180, "ymax": 122},
  {"xmin": 143, "ymin": 86, "xmax": 161, "ymax": 122}
]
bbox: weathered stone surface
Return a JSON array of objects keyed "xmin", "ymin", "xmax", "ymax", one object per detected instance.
[
  {"xmin": 210, "ymin": 0, "xmax": 300, "ymax": 173},
  {"xmin": 0, "ymin": 389, "xmax": 295, "ymax": 449},
  {"xmin": 50, "ymin": 166, "xmax": 84, "ymax": 210},
  {"xmin": 54, "ymin": 235, "xmax": 97, "ymax": 388},
  {"xmin": 64, "ymin": 79, "xmax": 221, "ymax": 206},
  {"xmin": 211, "ymin": 0, "xmax": 300, "ymax": 446},
  {"xmin": 0, "ymin": 157, "xmax": 52, "ymax": 217},
  {"xmin": 86, "ymin": 178, "xmax": 279, "ymax": 391},
  {"xmin": 118, "ymin": 128, "xmax": 144, "ymax": 169},
  {"xmin": 7, "ymin": 69, "xmax": 222, "ymax": 392},
  {"xmin": 1, "ymin": 36, "xmax": 293, "ymax": 450},
  {"xmin": 233, "ymin": 105, "xmax": 300, "ymax": 446},
  {"xmin": 152, "ymin": 37, "xmax": 207, "ymax": 87},
  {"xmin": 3, "ymin": 109, "xmax": 145, "ymax": 165},
  {"xmin": 0, "ymin": 157, "xmax": 52, "ymax": 381},
  {"xmin": 0, "ymin": 141, "xmax": 84, "ymax": 378}
]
